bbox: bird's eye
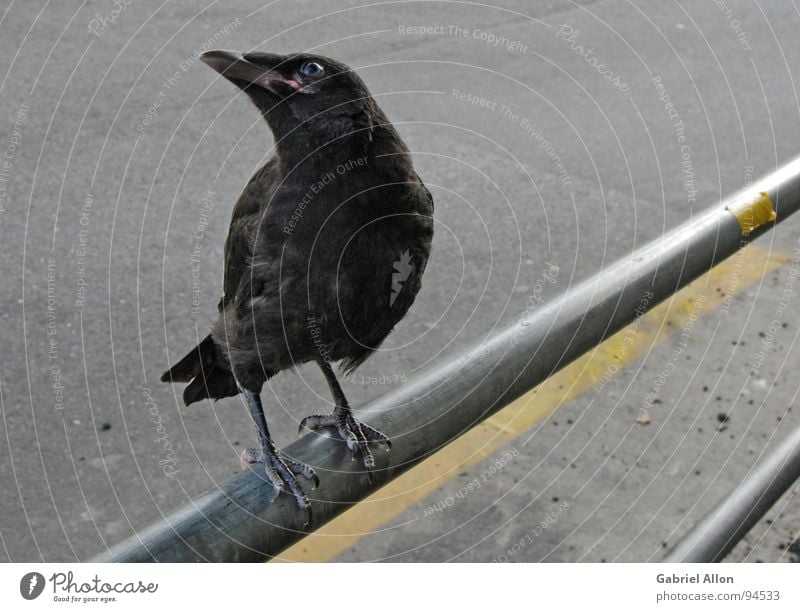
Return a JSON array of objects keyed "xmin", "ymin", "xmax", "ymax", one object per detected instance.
[{"xmin": 300, "ymin": 61, "xmax": 324, "ymax": 77}]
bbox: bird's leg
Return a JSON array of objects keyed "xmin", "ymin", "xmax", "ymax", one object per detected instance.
[
  {"xmin": 299, "ymin": 361, "xmax": 391, "ymax": 479},
  {"xmin": 239, "ymin": 387, "xmax": 318, "ymax": 525}
]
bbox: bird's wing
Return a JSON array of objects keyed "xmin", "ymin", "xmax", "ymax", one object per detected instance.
[{"xmin": 221, "ymin": 159, "xmax": 281, "ymax": 309}]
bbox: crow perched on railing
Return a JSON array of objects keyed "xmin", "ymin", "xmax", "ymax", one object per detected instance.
[{"xmin": 161, "ymin": 50, "xmax": 434, "ymax": 524}]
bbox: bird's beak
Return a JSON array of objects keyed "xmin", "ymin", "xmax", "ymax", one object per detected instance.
[{"xmin": 200, "ymin": 50, "xmax": 301, "ymax": 94}]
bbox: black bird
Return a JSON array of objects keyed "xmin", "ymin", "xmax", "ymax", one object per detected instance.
[{"xmin": 161, "ymin": 50, "xmax": 434, "ymax": 523}]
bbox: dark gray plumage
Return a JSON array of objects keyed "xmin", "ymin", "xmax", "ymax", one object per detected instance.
[{"xmin": 161, "ymin": 50, "xmax": 434, "ymax": 523}]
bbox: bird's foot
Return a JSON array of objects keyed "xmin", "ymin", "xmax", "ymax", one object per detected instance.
[
  {"xmin": 299, "ymin": 410, "xmax": 391, "ymax": 478},
  {"xmin": 240, "ymin": 447, "xmax": 318, "ymax": 525}
]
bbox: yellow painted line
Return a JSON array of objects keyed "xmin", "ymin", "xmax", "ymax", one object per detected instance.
[{"xmin": 274, "ymin": 245, "xmax": 789, "ymax": 562}]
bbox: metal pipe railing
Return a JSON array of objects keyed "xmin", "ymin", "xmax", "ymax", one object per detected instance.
[
  {"xmin": 94, "ymin": 156, "xmax": 800, "ymax": 562},
  {"xmin": 664, "ymin": 423, "xmax": 800, "ymax": 562}
]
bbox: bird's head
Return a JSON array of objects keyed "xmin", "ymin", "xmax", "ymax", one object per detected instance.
[{"xmin": 200, "ymin": 50, "xmax": 377, "ymax": 148}]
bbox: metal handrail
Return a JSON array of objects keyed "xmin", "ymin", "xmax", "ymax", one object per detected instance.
[
  {"xmin": 664, "ymin": 423, "xmax": 800, "ymax": 562},
  {"xmin": 94, "ymin": 157, "xmax": 800, "ymax": 562}
]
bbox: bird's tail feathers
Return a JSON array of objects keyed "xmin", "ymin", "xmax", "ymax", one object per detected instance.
[{"xmin": 161, "ymin": 334, "xmax": 238, "ymax": 406}]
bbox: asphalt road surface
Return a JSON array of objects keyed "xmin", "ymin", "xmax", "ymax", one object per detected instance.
[{"xmin": 1, "ymin": 0, "xmax": 799, "ymax": 562}]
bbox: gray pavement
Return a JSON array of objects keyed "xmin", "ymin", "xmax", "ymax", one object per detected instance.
[{"xmin": 0, "ymin": 0, "xmax": 799, "ymax": 562}]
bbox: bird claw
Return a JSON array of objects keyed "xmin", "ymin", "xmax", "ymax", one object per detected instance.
[
  {"xmin": 298, "ymin": 409, "xmax": 390, "ymax": 478},
  {"xmin": 239, "ymin": 447, "xmax": 262, "ymax": 469},
  {"xmin": 239, "ymin": 448, "xmax": 317, "ymax": 525},
  {"xmin": 298, "ymin": 413, "xmax": 337, "ymax": 435}
]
